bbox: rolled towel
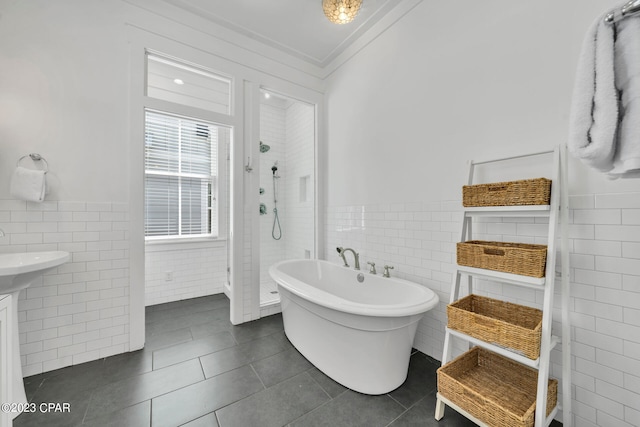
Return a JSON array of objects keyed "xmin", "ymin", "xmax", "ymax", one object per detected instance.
[
  {"xmin": 568, "ymin": 14, "xmax": 618, "ymax": 173},
  {"xmin": 10, "ymin": 166, "xmax": 46, "ymax": 202}
]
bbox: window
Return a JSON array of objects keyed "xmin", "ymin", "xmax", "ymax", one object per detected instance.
[{"xmin": 144, "ymin": 110, "xmax": 226, "ymax": 239}]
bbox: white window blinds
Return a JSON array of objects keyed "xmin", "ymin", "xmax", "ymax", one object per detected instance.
[{"xmin": 144, "ymin": 110, "xmax": 219, "ymax": 238}]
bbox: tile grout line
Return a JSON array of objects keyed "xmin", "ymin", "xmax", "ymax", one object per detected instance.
[
  {"xmin": 83, "ymin": 360, "xmax": 206, "ymax": 423},
  {"xmin": 249, "ymin": 364, "xmax": 268, "ymax": 390},
  {"xmin": 384, "ymin": 407, "xmax": 410, "ymax": 427},
  {"xmin": 80, "ymin": 389, "xmax": 95, "ymax": 425},
  {"xmin": 386, "ymin": 392, "xmax": 408, "ymax": 410},
  {"xmin": 283, "ymin": 384, "xmax": 337, "ymax": 427},
  {"xmin": 304, "ymin": 367, "xmax": 336, "ymax": 401}
]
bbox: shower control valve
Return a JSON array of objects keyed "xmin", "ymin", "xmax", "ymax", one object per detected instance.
[
  {"xmin": 367, "ymin": 261, "xmax": 377, "ymax": 275},
  {"xmin": 382, "ymin": 265, "xmax": 394, "ymax": 278}
]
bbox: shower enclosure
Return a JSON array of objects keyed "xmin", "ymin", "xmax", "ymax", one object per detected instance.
[{"xmin": 259, "ymin": 90, "xmax": 315, "ymax": 310}]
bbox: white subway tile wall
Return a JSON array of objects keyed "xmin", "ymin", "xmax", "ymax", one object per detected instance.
[
  {"xmin": 258, "ymin": 99, "xmax": 314, "ymax": 314},
  {"xmin": 325, "ymin": 191, "xmax": 640, "ymax": 427},
  {"xmin": 259, "ymin": 103, "xmax": 287, "ymax": 288},
  {"xmin": 259, "ymin": 300, "xmax": 281, "ymax": 318},
  {"xmin": 0, "ymin": 200, "xmax": 129, "ymax": 377},
  {"xmin": 284, "ymin": 102, "xmax": 315, "ymax": 262},
  {"xmin": 144, "ymin": 244, "xmax": 226, "ymax": 306}
]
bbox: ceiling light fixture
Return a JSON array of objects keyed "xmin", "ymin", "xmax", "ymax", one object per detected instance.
[
  {"xmin": 322, "ymin": 0, "xmax": 362, "ymax": 25},
  {"xmin": 173, "ymin": 78, "xmax": 184, "ymax": 85}
]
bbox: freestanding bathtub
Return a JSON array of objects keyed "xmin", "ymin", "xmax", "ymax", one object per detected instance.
[{"xmin": 269, "ymin": 259, "xmax": 439, "ymax": 395}]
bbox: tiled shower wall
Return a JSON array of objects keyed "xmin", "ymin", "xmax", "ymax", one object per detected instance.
[
  {"xmin": 259, "ymin": 103, "xmax": 287, "ymax": 287},
  {"xmin": 284, "ymin": 102, "xmax": 315, "ymax": 261},
  {"xmin": 325, "ymin": 192, "xmax": 640, "ymax": 427},
  {"xmin": 0, "ymin": 200, "xmax": 130, "ymax": 377},
  {"xmin": 258, "ymin": 100, "xmax": 315, "ymax": 303}
]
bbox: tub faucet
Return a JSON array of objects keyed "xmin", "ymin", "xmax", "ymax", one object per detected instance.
[
  {"xmin": 383, "ymin": 265, "xmax": 394, "ymax": 278},
  {"xmin": 367, "ymin": 261, "xmax": 376, "ymax": 275},
  {"xmin": 336, "ymin": 247, "xmax": 360, "ymax": 270}
]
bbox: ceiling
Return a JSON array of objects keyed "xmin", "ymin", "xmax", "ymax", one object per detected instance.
[{"xmin": 162, "ymin": 0, "xmax": 401, "ymax": 68}]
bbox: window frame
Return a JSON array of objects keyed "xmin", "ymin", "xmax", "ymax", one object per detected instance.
[
  {"xmin": 144, "ymin": 109, "xmax": 222, "ymax": 240},
  {"xmin": 142, "ymin": 52, "xmax": 233, "ymax": 244}
]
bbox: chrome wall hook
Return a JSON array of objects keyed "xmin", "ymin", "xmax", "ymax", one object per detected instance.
[{"xmin": 604, "ymin": 0, "xmax": 640, "ymax": 24}]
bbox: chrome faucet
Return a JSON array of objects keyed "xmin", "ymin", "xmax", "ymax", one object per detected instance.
[
  {"xmin": 336, "ymin": 247, "xmax": 360, "ymax": 270},
  {"xmin": 383, "ymin": 265, "xmax": 394, "ymax": 278},
  {"xmin": 367, "ymin": 261, "xmax": 376, "ymax": 275}
]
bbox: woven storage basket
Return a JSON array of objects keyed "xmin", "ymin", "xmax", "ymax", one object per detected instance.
[
  {"xmin": 457, "ymin": 241, "xmax": 547, "ymax": 278},
  {"xmin": 448, "ymin": 294, "xmax": 543, "ymax": 359},
  {"xmin": 462, "ymin": 178, "xmax": 551, "ymax": 207},
  {"xmin": 437, "ymin": 347, "xmax": 557, "ymax": 427}
]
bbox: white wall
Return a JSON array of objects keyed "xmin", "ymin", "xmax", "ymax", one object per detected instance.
[
  {"xmin": 0, "ymin": 1, "xmax": 129, "ymax": 203},
  {"xmin": 324, "ymin": 1, "xmax": 639, "ymax": 426},
  {"xmin": 325, "ymin": 0, "xmax": 638, "ymax": 206},
  {"xmin": 0, "ymin": 0, "xmax": 131, "ymax": 375}
]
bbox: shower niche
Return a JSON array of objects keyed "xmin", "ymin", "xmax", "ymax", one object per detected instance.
[{"xmin": 258, "ymin": 89, "xmax": 315, "ymax": 309}]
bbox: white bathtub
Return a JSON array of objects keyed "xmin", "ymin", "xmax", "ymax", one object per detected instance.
[{"xmin": 269, "ymin": 259, "xmax": 439, "ymax": 394}]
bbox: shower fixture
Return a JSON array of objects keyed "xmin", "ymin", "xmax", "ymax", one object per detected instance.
[
  {"xmin": 271, "ymin": 161, "xmax": 282, "ymax": 240},
  {"xmin": 271, "ymin": 161, "xmax": 281, "ymax": 179},
  {"xmin": 260, "ymin": 141, "xmax": 271, "ymax": 153}
]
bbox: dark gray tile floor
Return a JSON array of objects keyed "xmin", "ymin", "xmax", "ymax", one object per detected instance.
[{"xmin": 13, "ymin": 294, "xmax": 562, "ymax": 426}]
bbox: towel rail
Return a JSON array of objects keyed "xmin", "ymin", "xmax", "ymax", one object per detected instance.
[
  {"xmin": 17, "ymin": 153, "xmax": 49, "ymax": 172},
  {"xmin": 605, "ymin": 0, "xmax": 640, "ymax": 24}
]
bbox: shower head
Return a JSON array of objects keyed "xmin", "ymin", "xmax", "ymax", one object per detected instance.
[
  {"xmin": 260, "ymin": 142, "xmax": 271, "ymax": 153},
  {"xmin": 271, "ymin": 164, "xmax": 278, "ymax": 174}
]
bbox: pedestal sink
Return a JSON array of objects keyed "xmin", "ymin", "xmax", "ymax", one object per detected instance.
[{"xmin": 0, "ymin": 251, "xmax": 69, "ymax": 419}]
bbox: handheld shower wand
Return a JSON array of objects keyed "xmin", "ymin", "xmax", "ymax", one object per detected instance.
[{"xmin": 271, "ymin": 161, "xmax": 282, "ymax": 240}]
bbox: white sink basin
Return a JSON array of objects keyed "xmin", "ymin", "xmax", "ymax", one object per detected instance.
[
  {"xmin": 0, "ymin": 251, "xmax": 69, "ymax": 419},
  {"xmin": 0, "ymin": 251, "xmax": 70, "ymax": 294}
]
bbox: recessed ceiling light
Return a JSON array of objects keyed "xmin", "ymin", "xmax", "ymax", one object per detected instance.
[
  {"xmin": 174, "ymin": 78, "xmax": 184, "ymax": 85},
  {"xmin": 264, "ymin": 92, "xmax": 271, "ymax": 99}
]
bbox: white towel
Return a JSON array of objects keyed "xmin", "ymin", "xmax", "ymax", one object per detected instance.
[
  {"xmin": 568, "ymin": 15, "xmax": 618, "ymax": 173},
  {"xmin": 10, "ymin": 167, "xmax": 46, "ymax": 202},
  {"xmin": 568, "ymin": 7, "xmax": 640, "ymax": 178},
  {"xmin": 608, "ymin": 16, "xmax": 640, "ymax": 178}
]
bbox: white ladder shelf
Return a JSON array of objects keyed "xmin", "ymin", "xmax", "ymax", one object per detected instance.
[{"xmin": 434, "ymin": 146, "xmax": 572, "ymax": 427}]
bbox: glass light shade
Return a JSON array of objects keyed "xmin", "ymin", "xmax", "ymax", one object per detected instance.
[{"xmin": 322, "ymin": 0, "xmax": 363, "ymax": 24}]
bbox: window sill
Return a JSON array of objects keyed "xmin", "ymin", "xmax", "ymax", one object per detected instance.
[{"xmin": 145, "ymin": 237, "xmax": 227, "ymax": 252}]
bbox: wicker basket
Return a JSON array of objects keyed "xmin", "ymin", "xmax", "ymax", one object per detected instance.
[
  {"xmin": 448, "ymin": 294, "xmax": 542, "ymax": 359},
  {"xmin": 437, "ymin": 347, "xmax": 557, "ymax": 427},
  {"xmin": 457, "ymin": 240, "xmax": 547, "ymax": 278},
  {"xmin": 462, "ymin": 178, "xmax": 551, "ymax": 207}
]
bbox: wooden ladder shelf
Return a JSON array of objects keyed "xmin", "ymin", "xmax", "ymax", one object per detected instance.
[{"xmin": 435, "ymin": 146, "xmax": 572, "ymax": 427}]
